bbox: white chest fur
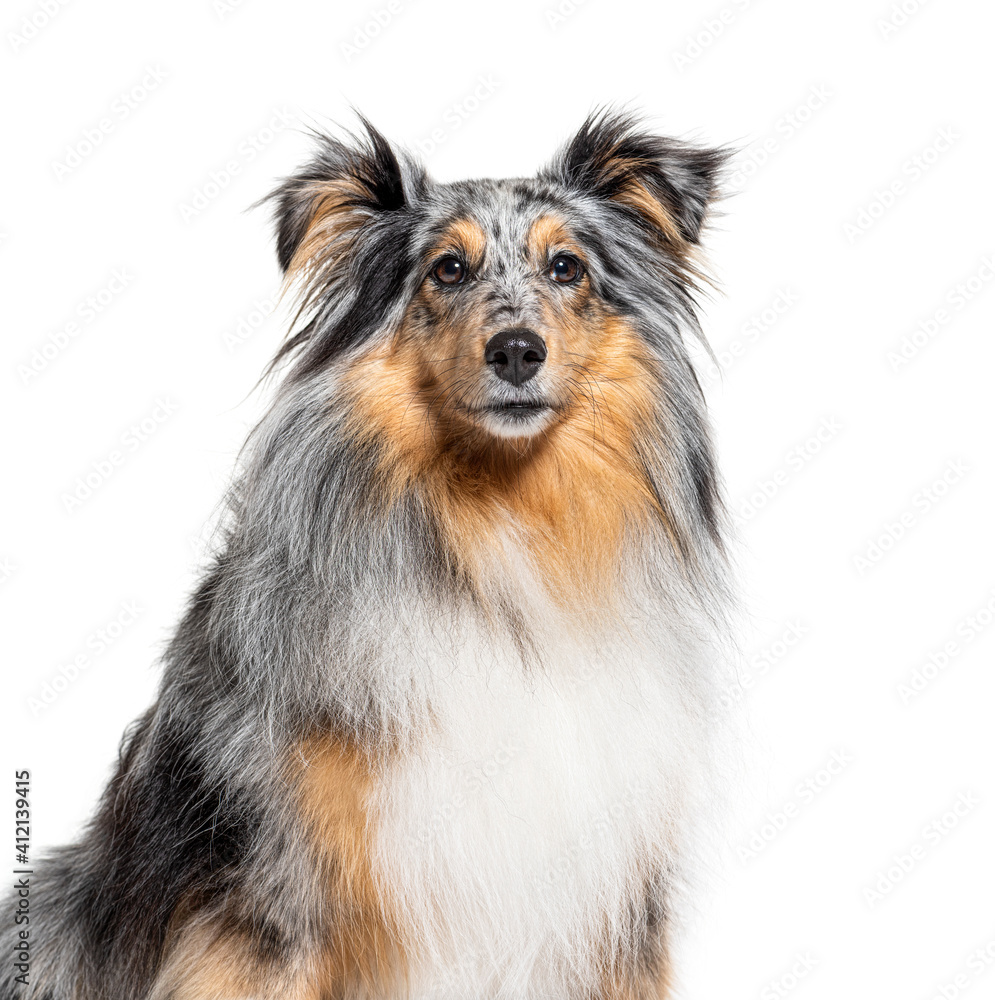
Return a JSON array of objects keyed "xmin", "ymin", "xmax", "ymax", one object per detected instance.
[{"xmin": 368, "ymin": 618, "xmax": 717, "ymax": 999}]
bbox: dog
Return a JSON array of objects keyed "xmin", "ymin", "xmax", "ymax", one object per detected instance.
[{"xmin": 3, "ymin": 110, "xmax": 734, "ymax": 999}]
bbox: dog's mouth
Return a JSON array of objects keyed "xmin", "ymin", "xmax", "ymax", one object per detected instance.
[
  {"xmin": 460, "ymin": 396, "xmax": 557, "ymax": 438},
  {"xmin": 486, "ymin": 401, "xmax": 551, "ymax": 416}
]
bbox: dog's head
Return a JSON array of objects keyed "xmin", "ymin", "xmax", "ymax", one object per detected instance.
[
  {"xmin": 262, "ymin": 112, "xmax": 728, "ymax": 598},
  {"xmin": 269, "ymin": 111, "xmax": 723, "ymax": 435}
]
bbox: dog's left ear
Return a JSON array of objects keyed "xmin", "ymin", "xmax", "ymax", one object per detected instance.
[{"xmin": 543, "ymin": 110, "xmax": 728, "ymax": 247}]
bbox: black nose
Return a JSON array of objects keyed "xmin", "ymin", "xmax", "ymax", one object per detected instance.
[{"xmin": 484, "ymin": 329, "xmax": 547, "ymax": 387}]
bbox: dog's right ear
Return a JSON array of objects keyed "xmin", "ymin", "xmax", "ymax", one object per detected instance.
[
  {"xmin": 265, "ymin": 118, "xmax": 420, "ymax": 276},
  {"xmin": 261, "ymin": 119, "xmax": 429, "ymax": 373}
]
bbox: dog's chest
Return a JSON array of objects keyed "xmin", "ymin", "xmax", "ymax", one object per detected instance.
[{"xmin": 367, "ymin": 629, "xmax": 704, "ymax": 998}]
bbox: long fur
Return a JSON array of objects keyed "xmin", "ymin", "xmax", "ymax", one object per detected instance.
[{"xmin": 2, "ymin": 109, "xmax": 734, "ymax": 1000}]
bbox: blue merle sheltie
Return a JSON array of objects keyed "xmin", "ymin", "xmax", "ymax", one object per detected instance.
[{"xmin": 3, "ymin": 110, "xmax": 735, "ymax": 999}]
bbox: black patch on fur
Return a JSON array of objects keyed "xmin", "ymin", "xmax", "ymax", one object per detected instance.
[
  {"xmin": 59, "ymin": 709, "xmax": 262, "ymax": 994},
  {"xmin": 687, "ymin": 429, "xmax": 723, "ymax": 546},
  {"xmin": 294, "ymin": 211, "xmax": 419, "ymax": 377},
  {"xmin": 218, "ymin": 911, "xmax": 290, "ymax": 964}
]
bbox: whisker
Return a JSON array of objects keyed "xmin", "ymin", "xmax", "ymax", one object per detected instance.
[{"xmin": 565, "ymin": 376, "xmax": 605, "ymax": 445}]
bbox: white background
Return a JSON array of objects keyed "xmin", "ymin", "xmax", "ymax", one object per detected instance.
[{"xmin": 2, "ymin": 1, "xmax": 994, "ymax": 997}]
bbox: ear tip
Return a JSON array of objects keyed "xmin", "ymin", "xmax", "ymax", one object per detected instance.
[
  {"xmin": 570, "ymin": 106, "xmax": 731, "ymax": 160},
  {"xmin": 584, "ymin": 102, "xmax": 643, "ymax": 127},
  {"xmin": 570, "ymin": 106, "xmax": 643, "ymax": 152}
]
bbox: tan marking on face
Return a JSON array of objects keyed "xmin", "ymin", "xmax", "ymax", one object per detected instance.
[
  {"xmin": 526, "ymin": 214, "xmax": 578, "ymax": 262},
  {"xmin": 340, "ymin": 298, "xmax": 666, "ymax": 611},
  {"xmin": 425, "ymin": 216, "xmax": 488, "ymax": 272}
]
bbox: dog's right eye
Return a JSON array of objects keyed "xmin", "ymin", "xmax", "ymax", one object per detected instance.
[{"xmin": 433, "ymin": 257, "xmax": 466, "ymax": 286}]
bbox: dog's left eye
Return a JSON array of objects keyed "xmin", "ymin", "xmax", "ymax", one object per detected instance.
[
  {"xmin": 549, "ymin": 255, "xmax": 581, "ymax": 284},
  {"xmin": 433, "ymin": 256, "xmax": 466, "ymax": 286}
]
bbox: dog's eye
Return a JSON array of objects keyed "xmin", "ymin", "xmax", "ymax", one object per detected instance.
[
  {"xmin": 433, "ymin": 256, "xmax": 466, "ymax": 286},
  {"xmin": 549, "ymin": 255, "xmax": 581, "ymax": 284}
]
